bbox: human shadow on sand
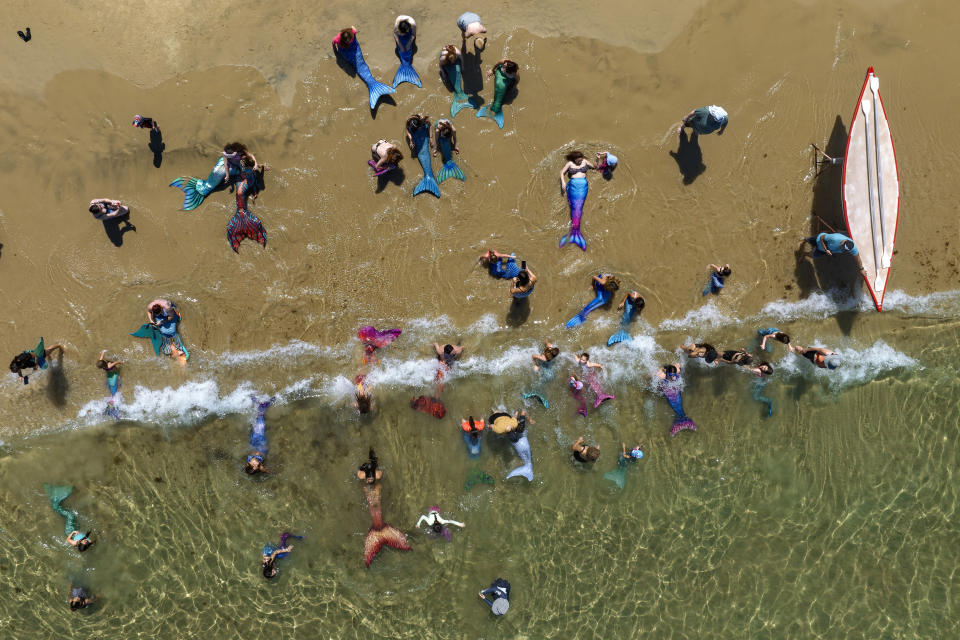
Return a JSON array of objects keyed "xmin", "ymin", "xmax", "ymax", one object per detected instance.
[
  {"xmin": 505, "ymin": 297, "xmax": 531, "ymax": 327},
  {"xmin": 375, "ymin": 167, "xmax": 406, "ymax": 194},
  {"xmin": 103, "ymin": 216, "xmax": 136, "ymax": 247},
  {"xmin": 669, "ymin": 131, "xmax": 705, "ymax": 184},
  {"xmin": 45, "ymin": 352, "xmax": 69, "ymax": 408},
  {"xmin": 149, "ymin": 129, "xmax": 165, "ymax": 168}
]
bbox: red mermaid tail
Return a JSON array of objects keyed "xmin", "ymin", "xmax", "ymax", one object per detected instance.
[
  {"xmin": 364, "ymin": 525, "xmax": 412, "ymax": 568},
  {"xmin": 227, "ymin": 209, "xmax": 267, "ymax": 253}
]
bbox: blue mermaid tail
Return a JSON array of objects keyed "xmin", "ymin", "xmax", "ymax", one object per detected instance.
[
  {"xmin": 477, "ymin": 67, "xmax": 513, "ymax": 129},
  {"xmin": 446, "ymin": 61, "xmax": 479, "ymax": 118},
  {"xmin": 559, "ymin": 177, "xmax": 588, "ymax": 250},
  {"xmin": 392, "ymin": 37, "xmax": 421, "ymax": 88},
  {"xmin": 263, "ymin": 532, "xmax": 303, "ymax": 560},
  {"xmin": 566, "ymin": 277, "xmax": 611, "ymax": 328},
  {"xmin": 436, "ymin": 130, "xmax": 465, "ymax": 184},
  {"xmin": 608, "ymin": 296, "xmax": 640, "ymax": 345},
  {"xmin": 752, "ymin": 379, "xmax": 774, "ymax": 418},
  {"xmin": 227, "ymin": 168, "xmax": 267, "ymax": 252},
  {"xmin": 43, "ymin": 484, "xmax": 78, "ymax": 536},
  {"xmin": 463, "ymin": 431, "xmax": 482, "ymax": 458},
  {"xmin": 505, "ymin": 432, "xmax": 533, "ymax": 481},
  {"xmin": 661, "ymin": 382, "xmax": 696, "ymax": 436},
  {"xmin": 411, "ymin": 126, "xmax": 440, "ymax": 198},
  {"xmin": 337, "ymin": 39, "xmax": 395, "ymax": 109},
  {"xmin": 170, "ymin": 156, "xmax": 237, "ymax": 211}
]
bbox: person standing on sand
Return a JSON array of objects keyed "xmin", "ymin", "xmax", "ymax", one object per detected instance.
[
  {"xmin": 9, "ymin": 338, "xmax": 64, "ymax": 385},
  {"xmin": 678, "ymin": 105, "xmax": 728, "ymax": 136}
]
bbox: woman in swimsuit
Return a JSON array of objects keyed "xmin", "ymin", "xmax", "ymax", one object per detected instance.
[
  {"xmin": 371, "ymin": 140, "xmax": 403, "ymax": 171},
  {"xmin": 433, "ymin": 119, "xmax": 459, "ymax": 157},
  {"xmin": 532, "ymin": 342, "xmax": 560, "ymax": 372},
  {"xmin": 393, "ymin": 15, "xmax": 417, "ymax": 53},
  {"xmin": 457, "ymin": 12, "xmax": 486, "ymax": 48},
  {"xmin": 510, "ymin": 265, "xmax": 537, "ymax": 299},
  {"xmin": 560, "ymin": 151, "xmax": 594, "ymax": 194},
  {"xmin": 438, "ymin": 44, "xmax": 461, "ymax": 84},
  {"xmin": 746, "ymin": 362, "xmax": 774, "ymax": 377},
  {"xmin": 478, "ymin": 250, "xmax": 521, "ymax": 279},
  {"xmin": 88, "ymin": 198, "xmax": 129, "ymax": 220},
  {"xmin": 571, "ymin": 436, "xmax": 600, "ymax": 463},
  {"xmin": 69, "ymin": 586, "xmax": 95, "ymax": 611},
  {"xmin": 720, "ymin": 349, "xmax": 754, "ymax": 366},
  {"xmin": 790, "ymin": 345, "xmax": 842, "ymax": 370},
  {"xmin": 9, "ymin": 339, "xmax": 64, "ymax": 385},
  {"xmin": 404, "ymin": 114, "xmax": 434, "ymax": 153},
  {"xmin": 759, "ymin": 330, "xmax": 790, "ymax": 351},
  {"xmin": 488, "ymin": 59, "xmax": 518, "ymax": 81},
  {"xmin": 332, "ymin": 26, "xmax": 357, "ymax": 53},
  {"xmin": 683, "ymin": 343, "xmax": 719, "ymax": 364}
]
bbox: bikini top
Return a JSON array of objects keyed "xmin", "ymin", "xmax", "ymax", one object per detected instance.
[{"xmin": 567, "ymin": 162, "xmax": 589, "ymax": 177}]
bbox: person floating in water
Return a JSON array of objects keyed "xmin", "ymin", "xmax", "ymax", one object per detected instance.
[
  {"xmin": 357, "ymin": 448, "xmax": 411, "ymax": 567},
  {"xmin": 68, "ymin": 585, "xmax": 95, "ymax": 611},
  {"xmin": 683, "ymin": 342, "xmax": 719, "ymax": 365},
  {"xmin": 678, "ymin": 105, "xmax": 728, "ymax": 136},
  {"xmin": 604, "ymin": 442, "xmax": 643, "ymax": 488},
  {"xmin": 43, "ymin": 484, "xmax": 94, "ymax": 552},
  {"xmin": 719, "ymin": 348, "xmax": 755, "ymax": 367},
  {"xmin": 478, "ymin": 578, "xmax": 511, "ymax": 615},
  {"xmin": 9, "ymin": 338, "xmax": 64, "ymax": 385},
  {"xmin": 703, "ymin": 263, "xmax": 731, "ymax": 296},
  {"xmin": 244, "ymin": 396, "xmax": 275, "ymax": 475},
  {"xmin": 531, "ymin": 341, "xmax": 560, "ymax": 373},
  {"xmin": 758, "ymin": 329, "xmax": 790, "ymax": 352},
  {"xmin": 354, "ymin": 375, "xmax": 373, "ymax": 415},
  {"xmin": 415, "ymin": 507, "xmax": 465, "ymax": 540},
  {"xmin": 433, "ymin": 342, "xmax": 463, "ymax": 390},
  {"xmin": 479, "ymin": 250, "xmax": 521, "ymax": 279},
  {"xmin": 790, "ymin": 344, "xmax": 843, "ymax": 370},
  {"xmin": 261, "ymin": 532, "xmax": 302, "ymax": 579},
  {"xmin": 571, "ymin": 436, "xmax": 600, "ymax": 463}
]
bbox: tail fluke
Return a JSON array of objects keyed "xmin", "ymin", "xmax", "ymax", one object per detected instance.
[
  {"xmin": 670, "ymin": 418, "xmax": 697, "ymax": 437},
  {"xmin": 436, "ymin": 160, "xmax": 465, "ymax": 184},
  {"xmin": 413, "ymin": 174, "xmax": 441, "ymax": 198},
  {"xmin": 559, "ymin": 230, "xmax": 587, "ymax": 251},
  {"xmin": 226, "ymin": 210, "xmax": 267, "ymax": 253},
  {"xmin": 367, "ymin": 81, "xmax": 395, "ymax": 110},
  {"xmin": 565, "ymin": 313, "xmax": 587, "ymax": 329},
  {"xmin": 603, "ymin": 468, "xmax": 627, "ymax": 489},
  {"xmin": 392, "ymin": 63, "xmax": 422, "ymax": 89},
  {"xmin": 169, "ymin": 177, "xmax": 206, "ymax": 211},
  {"xmin": 451, "ymin": 98, "xmax": 480, "ymax": 118},
  {"xmin": 364, "ymin": 525, "xmax": 411, "ymax": 567},
  {"xmin": 506, "ymin": 462, "xmax": 533, "ymax": 482},
  {"xmin": 477, "ymin": 106, "xmax": 505, "ymax": 128},
  {"xmin": 521, "ymin": 392, "xmax": 549, "ymax": 408},
  {"xmin": 592, "ymin": 392, "xmax": 615, "ymax": 409},
  {"xmin": 607, "ymin": 329, "xmax": 631, "ymax": 345}
]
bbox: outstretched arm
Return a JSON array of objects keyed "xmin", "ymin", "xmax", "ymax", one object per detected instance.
[
  {"xmin": 436, "ymin": 515, "xmax": 465, "ymax": 528},
  {"xmin": 415, "ymin": 514, "xmax": 431, "ymax": 528}
]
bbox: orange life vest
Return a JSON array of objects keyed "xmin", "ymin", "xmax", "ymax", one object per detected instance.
[{"xmin": 461, "ymin": 419, "xmax": 485, "ymax": 433}]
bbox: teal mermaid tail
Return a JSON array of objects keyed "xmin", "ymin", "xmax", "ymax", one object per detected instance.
[
  {"xmin": 436, "ymin": 133, "xmax": 465, "ymax": 183},
  {"xmin": 521, "ymin": 392, "xmax": 548, "ymax": 408},
  {"xmin": 505, "ymin": 433, "xmax": 534, "ymax": 481},
  {"xmin": 446, "ymin": 62, "xmax": 479, "ymax": 118},
  {"xmin": 338, "ymin": 39, "xmax": 395, "ymax": 109},
  {"xmin": 392, "ymin": 38, "xmax": 421, "ymax": 88},
  {"xmin": 412, "ymin": 126, "xmax": 440, "ymax": 198},
  {"xmin": 559, "ymin": 177, "xmax": 588, "ymax": 250},
  {"xmin": 170, "ymin": 157, "xmax": 234, "ymax": 211},
  {"xmin": 566, "ymin": 278, "xmax": 611, "ymax": 328},
  {"xmin": 608, "ymin": 296, "xmax": 640, "ymax": 345},
  {"xmin": 661, "ymin": 382, "xmax": 696, "ymax": 436},
  {"xmin": 44, "ymin": 484, "xmax": 77, "ymax": 536},
  {"xmin": 604, "ymin": 464, "xmax": 627, "ymax": 489},
  {"xmin": 477, "ymin": 68, "xmax": 513, "ymax": 129},
  {"xmin": 752, "ymin": 379, "xmax": 774, "ymax": 418}
]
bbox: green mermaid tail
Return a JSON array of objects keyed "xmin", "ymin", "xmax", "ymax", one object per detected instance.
[
  {"xmin": 436, "ymin": 132, "xmax": 465, "ymax": 183},
  {"xmin": 44, "ymin": 484, "xmax": 77, "ymax": 536},
  {"xmin": 477, "ymin": 68, "xmax": 513, "ymax": 129}
]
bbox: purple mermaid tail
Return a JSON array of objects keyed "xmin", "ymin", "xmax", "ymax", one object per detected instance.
[
  {"xmin": 587, "ymin": 372, "xmax": 615, "ymax": 408},
  {"xmin": 661, "ymin": 381, "xmax": 696, "ymax": 436},
  {"xmin": 559, "ymin": 176, "xmax": 588, "ymax": 250},
  {"xmin": 570, "ymin": 383, "xmax": 588, "ymax": 417},
  {"xmin": 357, "ymin": 326, "xmax": 402, "ymax": 349}
]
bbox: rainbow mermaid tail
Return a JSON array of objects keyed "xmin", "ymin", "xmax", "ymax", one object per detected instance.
[
  {"xmin": 436, "ymin": 131, "xmax": 465, "ymax": 184},
  {"xmin": 337, "ymin": 39, "xmax": 395, "ymax": 110},
  {"xmin": 412, "ymin": 126, "xmax": 440, "ymax": 198},
  {"xmin": 169, "ymin": 156, "xmax": 237, "ymax": 211},
  {"xmin": 505, "ymin": 432, "xmax": 534, "ymax": 481},
  {"xmin": 446, "ymin": 61, "xmax": 479, "ymax": 118},
  {"xmin": 559, "ymin": 177, "xmax": 588, "ymax": 250},
  {"xmin": 43, "ymin": 484, "xmax": 78, "ymax": 536},
  {"xmin": 608, "ymin": 296, "xmax": 640, "ymax": 345},
  {"xmin": 363, "ymin": 483, "xmax": 411, "ymax": 567},
  {"xmin": 476, "ymin": 67, "xmax": 513, "ymax": 128},
  {"xmin": 227, "ymin": 169, "xmax": 267, "ymax": 252},
  {"xmin": 586, "ymin": 372, "xmax": 615, "ymax": 408},
  {"xmin": 392, "ymin": 35, "xmax": 421, "ymax": 88},
  {"xmin": 565, "ymin": 278, "xmax": 611, "ymax": 328},
  {"xmin": 661, "ymin": 381, "xmax": 696, "ymax": 436}
]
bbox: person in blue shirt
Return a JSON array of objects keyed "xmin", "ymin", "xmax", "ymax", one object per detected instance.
[{"xmin": 804, "ymin": 232, "xmax": 858, "ymax": 258}]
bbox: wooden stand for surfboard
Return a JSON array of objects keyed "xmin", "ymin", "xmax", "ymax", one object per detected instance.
[{"xmin": 842, "ymin": 66, "xmax": 901, "ymax": 311}]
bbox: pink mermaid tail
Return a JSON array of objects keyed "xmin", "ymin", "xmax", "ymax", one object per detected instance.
[
  {"xmin": 587, "ymin": 372, "xmax": 615, "ymax": 408},
  {"xmin": 661, "ymin": 382, "xmax": 697, "ymax": 436},
  {"xmin": 357, "ymin": 326, "xmax": 402, "ymax": 349},
  {"xmin": 570, "ymin": 384, "xmax": 588, "ymax": 417},
  {"xmin": 363, "ymin": 483, "xmax": 412, "ymax": 567}
]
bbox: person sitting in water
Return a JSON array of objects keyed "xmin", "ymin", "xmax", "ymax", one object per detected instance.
[
  {"xmin": 759, "ymin": 330, "xmax": 790, "ymax": 351},
  {"xmin": 404, "ymin": 114, "xmax": 434, "ymax": 153},
  {"xmin": 478, "ymin": 578, "xmax": 511, "ymax": 615},
  {"xmin": 576, "ymin": 352, "xmax": 604, "ymax": 372},
  {"xmin": 790, "ymin": 344, "xmax": 843, "ymax": 370},
  {"xmin": 244, "ymin": 396, "xmax": 275, "ymax": 475},
  {"xmin": 146, "ymin": 299, "xmax": 175, "ymax": 326},
  {"xmin": 433, "ymin": 119, "xmax": 459, "ymax": 157},
  {"xmin": 69, "ymin": 586, "xmax": 95, "ymax": 611},
  {"xmin": 371, "ymin": 139, "xmax": 403, "ymax": 172},
  {"xmin": 595, "ymin": 272, "xmax": 621, "ymax": 293},
  {"xmin": 461, "ymin": 415, "xmax": 484, "ymax": 434},
  {"xmin": 682, "ymin": 343, "xmax": 718, "ymax": 364},
  {"xmin": 571, "ymin": 436, "xmax": 600, "ymax": 463},
  {"xmin": 434, "ymin": 342, "xmax": 463, "ymax": 368},
  {"xmin": 488, "ymin": 59, "xmax": 518, "ymax": 82},
  {"xmin": 9, "ymin": 338, "xmax": 64, "ymax": 385},
  {"xmin": 262, "ymin": 543, "xmax": 294, "ymax": 580},
  {"xmin": 510, "ymin": 264, "xmax": 537, "ymax": 299},
  {"xmin": 678, "ymin": 105, "xmax": 728, "ymax": 136},
  {"xmin": 97, "ymin": 350, "xmax": 122, "ymax": 395},
  {"xmin": 621, "ymin": 442, "xmax": 644, "ymax": 461},
  {"xmin": 478, "ymin": 250, "xmax": 521, "ymax": 279},
  {"xmin": 618, "ymin": 291, "xmax": 645, "ymax": 314},
  {"xmin": 416, "ymin": 508, "xmax": 466, "ymax": 531},
  {"xmin": 704, "ymin": 263, "xmax": 731, "ymax": 295},
  {"xmin": 532, "ymin": 342, "xmax": 560, "ymax": 372},
  {"xmin": 438, "ymin": 44, "xmax": 461, "ymax": 84},
  {"xmin": 393, "ymin": 15, "xmax": 417, "ymax": 52},
  {"xmin": 88, "ymin": 198, "xmax": 130, "ymax": 221},
  {"xmin": 595, "ymin": 151, "xmax": 619, "ymax": 177},
  {"xmin": 719, "ymin": 349, "xmax": 754, "ymax": 367},
  {"xmin": 745, "ymin": 362, "xmax": 774, "ymax": 377},
  {"xmin": 457, "ymin": 12, "xmax": 486, "ymax": 49},
  {"xmin": 332, "ymin": 26, "xmax": 358, "ymax": 52}
]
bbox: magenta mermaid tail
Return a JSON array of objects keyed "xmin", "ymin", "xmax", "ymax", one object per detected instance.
[
  {"xmin": 661, "ymin": 382, "xmax": 696, "ymax": 436},
  {"xmin": 587, "ymin": 372, "xmax": 615, "ymax": 408},
  {"xmin": 357, "ymin": 326, "xmax": 402, "ymax": 349},
  {"xmin": 570, "ymin": 385, "xmax": 588, "ymax": 417},
  {"xmin": 559, "ymin": 176, "xmax": 588, "ymax": 250}
]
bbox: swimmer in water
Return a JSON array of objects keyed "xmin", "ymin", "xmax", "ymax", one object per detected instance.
[
  {"xmin": 354, "ymin": 375, "xmax": 373, "ymax": 414},
  {"xmin": 244, "ymin": 396, "xmax": 275, "ymax": 475},
  {"xmin": 719, "ymin": 349, "xmax": 754, "ymax": 367},
  {"xmin": 416, "ymin": 507, "xmax": 466, "ymax": 535},
  {"xmin": 682, "ymin": 343, "xmax": 719, "ymax": 364},
  {"xmin": 790, "ymin": 345, "xmax": 843, "ymax": 370},
  {"xmin": 746, "ymin": 362, "xmax": 774, "ymax": 377},
  {"xmin": 68, "ymin": 586, "xmax": 95, "ymax": 611},
  {"xmin": 532, "ymin": 342, "xmax": 560, "ymax": 372},
  {"xmin": 758, "ymin": 330, "xmax": 790, "ymax": 352},
  {"xmin": 571, "ymin": 436, "xmax": 600, "ymax": 463},
  {"xmin": 703, "ymin": 264, "xmax": 732, "ymax": 296}
]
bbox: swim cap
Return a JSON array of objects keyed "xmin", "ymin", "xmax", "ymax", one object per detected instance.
[
  {"xmin": 630, "ymin": 448, "xmax": 644, "ymax": 459},
  {"xmin": 605, "ymin": 153, "xmax": 618, "ymax": 167},
  {"xmin": 491, "ymin": 598, "xmax": 509, "ymax": 615},
  {"xmin": 824, "ymin": 354, "xmax": 843, "ymax": 370},
  {"xmin": 569, "ymin": 378, "xmax": 584, "ymax": 391},
  {"xmin": 132, "ymin": 115, "xmax": 142, "ymax": 126}
]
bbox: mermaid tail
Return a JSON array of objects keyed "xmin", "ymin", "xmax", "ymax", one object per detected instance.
[
  {"xmin": 752, "ymin": 379, "xmax": 774, "ymax": 418},
  {"xmin": 565, "ymin": 282, "xmax": 611, "ymax": 329},
  {"xmin": 411, "ymin": 395, "xmax": 446, "ymax": 419},
  {"xmin": 227, "ymin": 209, "xmax": 267, "ymax": 252},
  {"xmin": 169, "ymin": 157, "xmax": 233, "ymax": 211},
  {"xmin": 44, "ymin": 484, "xmax": 77, "ymax": 536},
  {"xmin": 338, "ymin": 40, "xmax": 395, "ymax": 109},
  {"xmin": 570, "ymin": 386, "xmax": 588, "ymax": 417},
  {"xmin": 505, "ymin": 433, "xmax": 533, "ymax": 481},
  {"xmin": 357, "ymin": 326, "xmax": 401, "ymax": 349},
  {"xmin": 608, "ymin": 298, "xmax": 638, "ymax": 345},
  {"xmin": 363, "ymin": 483, "xmax": 411, "ymax": 567},
  {"xmin": 464, "ymin": 469, "xmax": 495, "ymax": 491},
  {"xmin": 603, "ymin": 465, "xmax": 627, "ymax": 489},
  {"xmin": 412, "ymin": 126, "xmax": 441, "ymax": 198},
  {"xmin": 559, "ymin": 177, "xmax": 588, "ymax": 250},
  {"xmin": 661, "ymin": 383, "xmax": 697, "ymax": 436},
  {"xmin": 477, "ymin": 68, "xmax": 512, "ymax": 128},
  {"xmin": 587, "ymin": 372, "xmax": 615, "ymax": 408},
  {"xmin": 368, "ymin": 159, "xmax": 396, "ymax": 176},
  {"xmin": 436, "ymin": 134, "xmax": 465, "ymax": 183},
  {"xmin": 447, "ymin": 62, "xmax": 479, "ymax": 118},
  {"xmin": 392, "ymin": 40, "xmax": 421, "ymax": 88},
  {"xmin": 521, "ymin": 392, "xmax": 549, "ymax": 408},
  {"xmin": 463, "ymin": 431, "xmax": 482, "ymax": 458}
]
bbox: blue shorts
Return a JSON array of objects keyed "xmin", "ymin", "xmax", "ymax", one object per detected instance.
[{"xmin": 458, "ymin": 12, "xmax": 481, "ymax": 32}]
